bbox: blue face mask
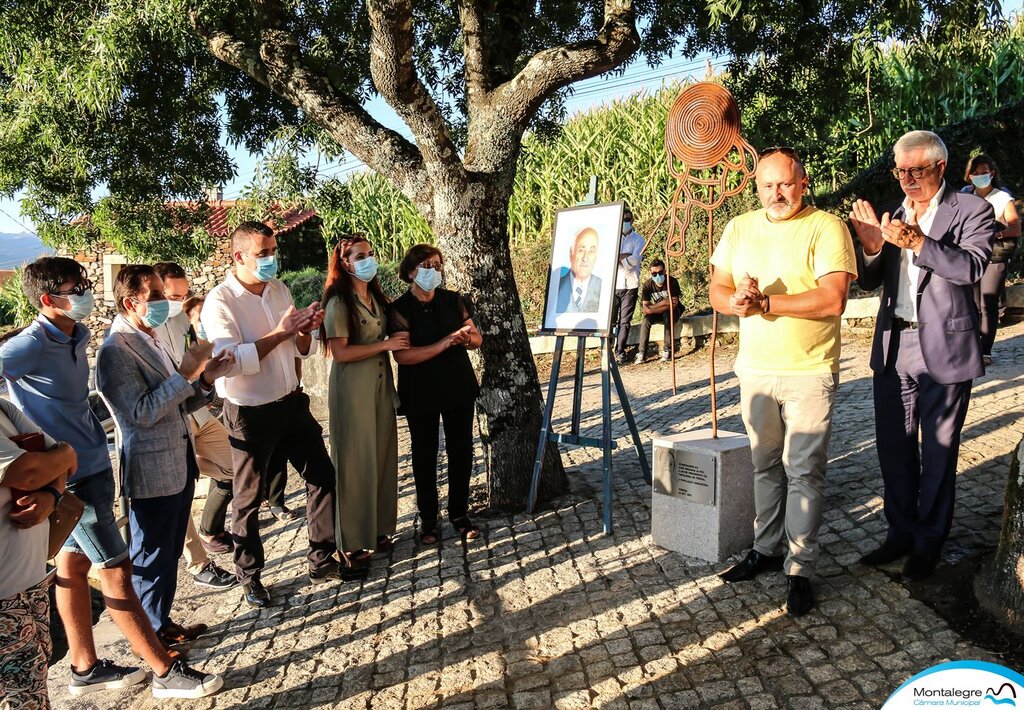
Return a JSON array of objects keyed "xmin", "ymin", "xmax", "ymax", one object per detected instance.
[
  {"xmin": 652, "ymin": 274, "xmax": 665, "ymax": 285},
  {"xmin": 352, "ymin": 257, "xmax": 379, "ymax": 283},
  {"xmin": 197, "ymin": 324, "xmax": 208, "ymax": 341},
  {"xmin": 621, "ymin": 221, "xmax": 633, "ymax": 236},
  {"xmin": 57, "ymin": 290, "xmax": 95, "ymax": 321},
  {"xmin": 136, "ymin": 298, "xmax": 170, "ymax": 329},
  {"xmin": 249, "ymin": 255, "xmax": 278, "ymax": 282},
  {"xmin": 414, "ymin": 267, "xmax": 442, "ymax": 292},
  {"xmin": 970, "ymin": 174, "xmax": 993, "ymax": 190}
]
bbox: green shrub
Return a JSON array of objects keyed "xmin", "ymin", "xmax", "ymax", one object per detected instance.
[
  {"xmin": 279, "ymin": 268, "xmax": 326, "ymax": 309},
  {"xmin": 0, "ymin": 269, "xmax": 35, "ymax": 330}
]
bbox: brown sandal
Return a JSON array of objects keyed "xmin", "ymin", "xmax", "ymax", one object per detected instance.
[{"xmin": 452, "ymin": 517, "xmax": 481, "ymax": 541}]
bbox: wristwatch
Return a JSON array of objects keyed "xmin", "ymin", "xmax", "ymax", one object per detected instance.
[{"xmin": 41, "ymin": 485, "xmax": 63, "ymax": 507}]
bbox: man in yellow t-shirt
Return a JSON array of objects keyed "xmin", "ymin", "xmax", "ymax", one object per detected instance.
[{"xmin": 709, "ymin": 148, "xmax": 857, "ymax": 617}]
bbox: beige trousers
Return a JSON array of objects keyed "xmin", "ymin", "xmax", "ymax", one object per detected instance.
[
  {"xmin": 739, "ymin": 373, "xmax": 838, "ymax": 578},
  {"xmin": 183, "ymin": 414, "xmax": 235, "ymax": 575}
]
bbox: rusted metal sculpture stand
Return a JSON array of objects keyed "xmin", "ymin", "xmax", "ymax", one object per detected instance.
[{"xmin": 649, "ymin": 83, "xmax": 757, "ymax": 437}]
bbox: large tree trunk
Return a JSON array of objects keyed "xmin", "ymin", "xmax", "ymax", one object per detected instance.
[
  {"xmin": 976, "ymin": 434, "xmax": 1024, "ymax": 629},
  {"xmin": 431, "ymin": 176, "xmax": 568, "ymax": 511}
]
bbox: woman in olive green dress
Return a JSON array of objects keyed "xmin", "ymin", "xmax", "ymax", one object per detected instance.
[{"xmin": 320, "ymin": 235, "xmax": 409, "ymax": 566}]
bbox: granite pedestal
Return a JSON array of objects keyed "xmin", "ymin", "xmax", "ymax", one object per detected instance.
[{"xmin": 651, "ymin": 429, "xmax": 754, "ymax": 563}]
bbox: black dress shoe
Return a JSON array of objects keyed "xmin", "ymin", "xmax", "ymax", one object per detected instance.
[
  {"xmin": 786, "ymin": 575, "xmax": 814, "ymax": 617},
  {"xmin": 859, "ymin": 540, "xmax": 911, "ymax": 566},
  {"xmin": 242, "ymin": 580, "xmax": 272, "ymax": 608},
  {"xmin": 719, "ymin": 550, "xmax": 784, "ymax": 583},
  {"xmin": 309, "ymin": 560, "xmax": 369, "ymax": 584},
  {"xmin": 902, "ymin": 552, "xmax": 938, "ymax": 582}
]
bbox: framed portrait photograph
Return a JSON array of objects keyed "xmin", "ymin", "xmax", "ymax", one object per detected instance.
[{"xmin": 541, "ymin": 201, "xmax": 625, "ymax": 334}]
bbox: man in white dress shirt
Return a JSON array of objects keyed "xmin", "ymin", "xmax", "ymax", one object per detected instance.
[{"xmin": 200, "ymin": 222, "xmax": 348, "ymax": 608}]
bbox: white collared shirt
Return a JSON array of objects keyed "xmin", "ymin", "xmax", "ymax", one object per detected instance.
[
  {"xmin": 864, "ymin": 181, "xmax": 946, "ymax": 322},
  {"xmin": 200, "ymin": 272, "xmax": 316, "ymax": 406},
  {"xmin": 615, "ymin": 230, "xmax": 646, "ymax": 289}
]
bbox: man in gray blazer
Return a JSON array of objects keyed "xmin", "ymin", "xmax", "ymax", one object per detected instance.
[
  {"xmin": 97, "ymin": 265, "xmax": 232, "ymax": 695},
  {"xmin": 850, "ymin": 130, "xmax": 996, "ymax": 581}
]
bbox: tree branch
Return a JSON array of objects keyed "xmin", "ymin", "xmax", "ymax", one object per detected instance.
[
  {"xmin": 494, "ymin": 0, "xmax": 640, "ymax": 130},
  {"xmin": 459, "ymin": 0, "xmax": 490, "ymax": 98},
  {"xmin": 188, "ymin": 6, "xmax": 433, "ymax": 211},
  {"xmin": 365, "ymin": 0, "xmax": 464, "ymax": 183}
]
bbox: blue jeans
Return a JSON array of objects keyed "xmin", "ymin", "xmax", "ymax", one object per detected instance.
[{"xmin": 62, "ymin": 470, "xmax": 129, "ymax": 568}]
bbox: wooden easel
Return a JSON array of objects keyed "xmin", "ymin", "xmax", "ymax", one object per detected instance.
[
  {"xmin": 525, "ymin": 177, "xmax": 651, "ymax": 533},
  {"xmin": 525, "ymin": 333, "xmax": 650, "ymax": 534}
]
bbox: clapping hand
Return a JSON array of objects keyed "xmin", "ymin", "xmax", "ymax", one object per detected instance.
[
  {"xmin": 849, "ymin": 199, "xmax": 885, "ymax": 255},
  {"xmin": 179, "ymin": 340, "xmax": 213, "ymax": 381},
  {"xmin": 202, "ymin": 350, "xmax": 236, "ymax": 383},
  {"xmin": 881, "ymin": 207, "xmax": 926, "ymax": 253}
]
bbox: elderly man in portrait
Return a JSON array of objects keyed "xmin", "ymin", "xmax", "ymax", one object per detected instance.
[
  {"xmin": 850, "ymin": 130, "xmax": 996, "ymax": 581},
  {"xmin": 711, "ymin": 147, "xmax": 856, "ymax": 618},
  {"xmin": 556, "ymin": 227, "xmax": 603, "ymax": 313}
]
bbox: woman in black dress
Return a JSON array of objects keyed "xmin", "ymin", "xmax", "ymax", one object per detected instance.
[{"xmin": 388, "ymin": 244, "xmax": 483, "ymax": 544}]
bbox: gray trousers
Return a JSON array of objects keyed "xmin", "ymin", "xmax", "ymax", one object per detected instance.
[{"xmin": 739, "ymin": 373, "xmax": 838, "ymax": 577}]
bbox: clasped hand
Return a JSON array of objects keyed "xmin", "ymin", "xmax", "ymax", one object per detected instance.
[{"xmin": 729, "ymin": 273, "xmax": 765, "ymax": 318}]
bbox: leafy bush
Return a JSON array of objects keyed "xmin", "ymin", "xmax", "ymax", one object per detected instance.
[
  {"xmin": 279, "ymin": 268, "xmax": 326, "ymax": 309},
  {"xmin": 0, "ymin": 269, "xmax": 35, "ymax": 329}
]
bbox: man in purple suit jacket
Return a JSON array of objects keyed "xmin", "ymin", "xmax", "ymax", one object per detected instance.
[{"xmin": 850, "ymin": 130, "xmax": 996, "ymax": 581}]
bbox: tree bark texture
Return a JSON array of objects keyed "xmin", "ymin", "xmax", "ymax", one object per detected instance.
[
  {"xmin": 190, "ymin": 0, "xmax": 641, "ymax": 510},
  {"xmin": 429, "ymin": 177, "xmax": 567, "ymax": 509},
  {"xmin": 976, "ymin": 434, "xmax": 1024, "ymax": 630}
]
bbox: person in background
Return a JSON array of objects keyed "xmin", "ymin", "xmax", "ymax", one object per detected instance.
[
  {"xmin": 850, "ymin": 130, "xmax": 996, "ymax": 582},
  {"xmin": 0, "ymin": 383, "xmax": 75, "ymax": 710},
  {"xmin": 96, "ymin": 265, "xmax": 228, "ymax": 698},
  {"xmin": 388, "ymin": 244, "xmax": 483, "ymax": 545},
  {"xmin": 961, "ymin": 154, "xmax": 1020, "ymax": 365},
  {"xmin": 201, "ymin": 221, "xmax": 342, "ymax": 608},
  {"xmin": 152, "ymin": 264, "xmax": 235, "ymax": 594},
  {"xmin": 635, "ymin": 258, "xmax": 683, "ymax": 363},
  {"xmin": 613, "ymin": 206, "xmax": 646, "ymax": 364},
  {"xmin": 320, "ymin": 235, "xmax": 407, "ymax": 568}
]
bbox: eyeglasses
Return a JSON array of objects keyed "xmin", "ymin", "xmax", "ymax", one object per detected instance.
[
  {"xmin": 761, "ymin": 146, "xmax": 803, "ymax": 162},
  {"xmin": 650, "ymin": 270, "xmax": 665, "ymax": 276},
  {"xmin": 891, "ymin": 164, "xmax": 937, "ymax": 180},
  {"xmin": 418, "ymin": 260, "xmax": 443, "ymax": 271},
  {"xmin": 50, "ymin": 279, "xmax": 93, "ymax": 297}
]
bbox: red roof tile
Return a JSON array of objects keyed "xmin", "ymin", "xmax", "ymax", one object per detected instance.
[{"xmin": 72, "ymin": 201, "xmax": 319, "ymax": 238}]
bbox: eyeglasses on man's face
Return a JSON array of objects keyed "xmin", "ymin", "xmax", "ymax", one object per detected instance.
[
  {"xmin": 891, "ymin": 164, "xmax": 938, "ymax": 181},
  {"xmin": 50, "ymin": 279, "xmax": 93, "ymax": 297}
]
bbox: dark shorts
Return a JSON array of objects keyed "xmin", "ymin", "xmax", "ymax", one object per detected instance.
[{"xmin": 62, "ymin": 470, "xmax": 129, "ymax": 567}]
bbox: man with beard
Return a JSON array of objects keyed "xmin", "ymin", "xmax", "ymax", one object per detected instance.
[{"xmin": 710, "ymin": 148, "xmax": 856, "ymax": 617}]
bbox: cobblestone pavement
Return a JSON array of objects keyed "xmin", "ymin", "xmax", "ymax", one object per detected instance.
[{"xmin": 47, "ymin": 323, "xmax": 1024, "ymax": 709}]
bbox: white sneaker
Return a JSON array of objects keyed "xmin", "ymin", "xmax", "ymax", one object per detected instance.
[
  {"xmin": 660, "ymin": 351, "xmax": 671, "ymax": 361},
  {"xmin": 151, "ymin": 660, "xmax": 224, "ymax": 699},
  {"xmin": 634, "ymin": 353, "xmax": 646, "ymax": 365}
]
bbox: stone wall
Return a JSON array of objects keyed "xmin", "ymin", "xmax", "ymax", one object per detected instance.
[{"xmin": 61, "ymin": 235, "xmax": 234, "ymax": 355}]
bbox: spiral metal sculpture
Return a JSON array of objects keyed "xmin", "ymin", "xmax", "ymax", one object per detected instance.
[{"xmin": 657, "ymin": 83, "xmax": 758, "ymax": 437}]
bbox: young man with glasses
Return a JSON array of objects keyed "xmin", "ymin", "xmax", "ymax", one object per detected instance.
[
  {"xmin": 200, "ymin": 221, "xmax": 344, "ymax": 608},
  {"xmin": 710, "ymin": 149, "xmax": 856, "ymax": 618},
  {"xmin": 635, "ymin": 258, "xmax": 682, "ymax": 363},
  {"xmin": 0, "ymin": 257, "xmax": 215, "ymax": 697},
  {"xmin": 850, "ymin": 130, "xmax": 997, "ymax": 582}
]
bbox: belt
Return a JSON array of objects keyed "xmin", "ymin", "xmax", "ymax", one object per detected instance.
[{"xmin": 893, "ymin": 318, "xmax": 918, "ymax": 331}]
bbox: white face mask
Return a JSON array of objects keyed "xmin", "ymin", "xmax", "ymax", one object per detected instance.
[
  {"xmin": 166, "ymin": 299, "xmax": 184, "ymax": 319},
  {"xmin": 414, "ymin": 267, "xmax": 443, "ymax": 292}
]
